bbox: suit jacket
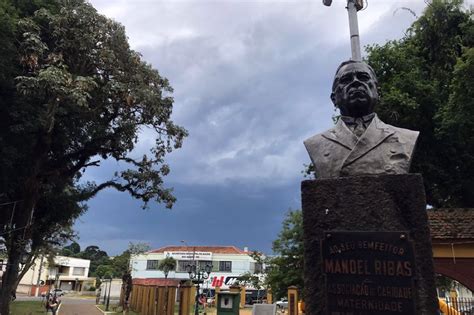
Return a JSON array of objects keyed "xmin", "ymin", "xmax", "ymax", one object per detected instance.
[{"xmin": 304, "ymin": 115, "xmax": 419, "ymax": 178}]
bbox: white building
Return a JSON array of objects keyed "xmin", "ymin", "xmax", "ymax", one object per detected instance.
[
  {"xmin": 15, "ymin": 255, "xmax": 95, "ymax": 295},
  {"xmin": 131, "ymin": 246, "xmax": 264, "ymax": 292}
]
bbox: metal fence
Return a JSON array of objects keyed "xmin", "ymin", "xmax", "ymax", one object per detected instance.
[{"xmin": 441, "ymin": 297, "xmax": 474, "ymax": 315}]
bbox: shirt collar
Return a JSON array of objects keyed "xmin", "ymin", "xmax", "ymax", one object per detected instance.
[{"xmin": 340, "ymin": 112, "xmax": 376, "ymax": 125}]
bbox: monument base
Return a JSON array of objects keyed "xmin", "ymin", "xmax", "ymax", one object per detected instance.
[{"xmin": 301, "ymin": 174, "xmax": 438, "ymax": 315}]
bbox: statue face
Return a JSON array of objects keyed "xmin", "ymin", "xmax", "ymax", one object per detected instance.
[{"xmin": 331, "ymin": 62, "xmax": 379, "ymax": 117}]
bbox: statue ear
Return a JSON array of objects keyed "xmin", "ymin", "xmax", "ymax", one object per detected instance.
[{"xmin": 330, "ymin": 92, "xmax": 336, "ymax": 106}]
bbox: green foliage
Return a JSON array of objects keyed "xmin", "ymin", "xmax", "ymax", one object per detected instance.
[
  {"xmin": 95, "ymin": 264, "xmax": 115, "ymax": 279},
  {"xmin": 78, "ymin": 245, "xmax": 109, "ymax": 276},
  {"xmin": 435, "ymin": 274, "xmax": 455, "ymax": 292},
  {"xmin": 59, "ymin": 241, "xmax": 80, "ymax": 256},
  {"xmin": 158, "ymin": 256, "xmax": 177, "ymax": 276},
  {"xmin": 127, "ymin": 243, "xmax": 151, "ymax": 256},
  {"xmin": 366, "ymin": 0, "xmax": 474, "ymax": 207},
  {"xmin": 110, "ymin": 242, "xmax": 150, "ymax": 277},
  {"xmin": 60, "ymin": 242, "xmax": 151, "ymax": 279},
  {"xmin": 266, "ymin": 210, "xmax": 304, "ymax": 300},
  {"xmin": 0, "ymin": 0, "xmax": 186, "ymax": 311},
  {"xmin": 241, "ymin": 251, "xmax": 266, "ymax": 291}
]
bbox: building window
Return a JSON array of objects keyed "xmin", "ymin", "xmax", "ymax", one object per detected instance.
[
  {"xmin": 177, "ymin": 260, "xmax": 213, "ymax": 272},
  {"xmin": 146, "ymin": 260, "xmax": 160, "ymax": 270},
  {"xmin": 58, "ymin": 266, "xmax": 70, "ymax": 275},
  {"xmin": 177, "ymin": 260, "xmax": 194, "ymax": 272},
  {"xmin": 219, "ymin": 261, "xmax": 232, "ymax": 272},
  {"xmin": 198, "ymin": 260, "xmax": 213, "ymax": 269},
  {"xmin": 72, "ymin": 267, "xmax": 85, "ymax": 276}
]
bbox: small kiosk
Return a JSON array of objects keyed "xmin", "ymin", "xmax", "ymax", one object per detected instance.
[{"xmin": 217, "ymin": 292, "xmax": 240, "ymax": 315}]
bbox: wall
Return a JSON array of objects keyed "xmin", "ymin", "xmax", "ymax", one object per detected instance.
[{"xmin": 99, "ymin": 279, "xmax": 123, "ymax": 302}]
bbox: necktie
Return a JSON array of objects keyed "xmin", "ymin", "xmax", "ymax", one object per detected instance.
[{"xmin": 353, "ymin": 119, "xmax": 365, "ymax": 137}]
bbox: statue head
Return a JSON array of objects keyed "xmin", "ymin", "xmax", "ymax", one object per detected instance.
[{"xmin": 331, "ymin": 60, "xmax": 379, "ymax": 118}]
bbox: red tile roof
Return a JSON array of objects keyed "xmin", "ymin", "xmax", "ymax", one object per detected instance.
[
  {"xmin": 148, "ymin": 246, "xmax": 248, "ymax": 254},
  {"xmin": 428, "ymin": 208, "xmax": 474, "ymax": 240}
]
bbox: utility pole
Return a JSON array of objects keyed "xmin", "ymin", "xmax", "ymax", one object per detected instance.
[
  {"xmin": 106, "ymin": 278, "xmax": 112, "ymax": 311},
  {"xmin": 323, "ymin": 0, "xmax": 365, "ymax": 61},
  {"xmin": 35, "ymin": 255, "xmax": 44, "ymax": 297}
]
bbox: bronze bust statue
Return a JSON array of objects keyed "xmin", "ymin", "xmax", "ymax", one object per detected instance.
[{"xmin": 304, "ymin": 60, "xmax": 419, "ymax": 178}]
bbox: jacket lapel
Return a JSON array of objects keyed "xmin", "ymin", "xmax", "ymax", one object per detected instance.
[
  {"xmin": 343, "ymin": 116, "xmax": 395, "ymax": 167},
  {"xmin": 321, "ymin": 119, "xmax": 358, "ymax": 151}
]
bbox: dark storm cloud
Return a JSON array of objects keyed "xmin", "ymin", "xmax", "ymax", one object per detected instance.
[
  {"xmin": 75, "ymin": 182, "xmax": 300, "ymax": 255},
  {"xmin": 78, "ymin": 0, "xmax": 471, "ymax": 255}
]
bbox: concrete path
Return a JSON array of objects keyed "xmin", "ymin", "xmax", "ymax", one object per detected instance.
[{"xmin": 59, "ymin": 297, "xmax": 102, "ymax": 315}]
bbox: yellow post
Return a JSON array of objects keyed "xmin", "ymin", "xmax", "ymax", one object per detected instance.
[
  {"xmin": 215, "ymin": 286, "xmax": 221, "ymax": 308},
  {"xmin": 288, "ymin": 286, "xmax": 299, "ymax": 315},
  {"xmin": 240, "ymin": 286, "xmax": 246, "ymax": 308},
  {"xmin": 266, "ymin": 288, "xmax": 273, "ymax": 304},
  {"xmin": 190, "ymin": 285, "xmax": 197, "ymax": 313}
]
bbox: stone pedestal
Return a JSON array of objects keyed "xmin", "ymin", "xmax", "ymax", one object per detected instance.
[{"xmin": 301, "ymin": 174, "xmax": 438, "ymax": 315}]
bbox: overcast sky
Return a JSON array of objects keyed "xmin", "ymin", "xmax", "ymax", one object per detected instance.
[{"xmin": 75, "ymin": 0, "xmax": 473, "ymax": 256}]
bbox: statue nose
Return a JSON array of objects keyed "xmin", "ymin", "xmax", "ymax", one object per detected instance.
[{"xmin": 349, "ymin": 79, "xmax": 363, "ymax": 88}]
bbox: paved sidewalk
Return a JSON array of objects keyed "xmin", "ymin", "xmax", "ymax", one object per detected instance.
[
  {"xmin": 58, "ymin": 297, "xmax": 103, "ymax": 315},
  {"xmin": 60, "ymin": 304, "xmax": 103, "ymax": 315}
]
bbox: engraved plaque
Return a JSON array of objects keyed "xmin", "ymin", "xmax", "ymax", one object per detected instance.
[{"xmin": 321, "ymin": 231, "xmax": 416, "ymax": 315}]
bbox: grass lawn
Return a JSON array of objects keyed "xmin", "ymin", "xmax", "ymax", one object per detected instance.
[{"xmin": 10, "ymin": 301, "xmax": 44, "ymax": 314}]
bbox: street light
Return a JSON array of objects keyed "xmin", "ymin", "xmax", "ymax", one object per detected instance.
[
  {"xmin": 186, "ymin": 262, "xmax": 212, "ymax": 315},
  {"xmin": 321, "ymin": 0, "xmax": 365, "ymax": 61}
]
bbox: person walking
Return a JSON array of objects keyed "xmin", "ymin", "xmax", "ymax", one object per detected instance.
[{"xmin": 46, "ymin": 294, "xmax": 60, "ymax": 315}]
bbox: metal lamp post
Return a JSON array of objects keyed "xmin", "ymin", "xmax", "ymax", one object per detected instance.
[
  {"xmin": 186, "ymin": 263, "xmax": 212, "ymax": 315},
  {"xmin": 322, "ymin": 0, "xmax": 365, "ymax": 61}
]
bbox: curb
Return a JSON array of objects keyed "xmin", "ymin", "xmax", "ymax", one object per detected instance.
[{"xmin": 95, "ymin": 305, "xmax": 116, "ymax": 314}]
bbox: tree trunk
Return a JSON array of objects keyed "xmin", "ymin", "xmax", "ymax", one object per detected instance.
[
  {"xmin": 0, "ymin": 243, "xmax": 21, "ymax": 315},
  {"xmin": 0, "ymin": 181, "xmax": 39, "ymax": 314}
]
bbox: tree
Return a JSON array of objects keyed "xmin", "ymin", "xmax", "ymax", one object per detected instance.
[
  {"xmin": 0, "ymin": 0, "xmax": 186, "ymax": 312},
  {"xmin": 117, "ymin": 242, "xmax": 150, "ymax": 309},
  {"xmin": 266, "ymin": 210, "xmax": 304, "ymax": 300},
  {"xmin": 239, "ymin": 251, "xmax": 266, "ymax": 303},
  {"xmin": 158, "ymin": 256, "xmax": 177, "ymax": 278},
  {"xmin": 95, "ymin": 264, "xmax": 115, "ymax": 279},
  {"xmin": 365, "ymin": 0, "xmax": 474, "ymax": 207},
  {"xmin": 60, "ymin": 241, "xmax": 81, "ymax": 256},
  {"xmin": 78, "ymin": 245, "xmax": 110, "ymax": 276},
  {"xmin": 110, "ymin": 242, "xmax": 150, "ymax": 278}
]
